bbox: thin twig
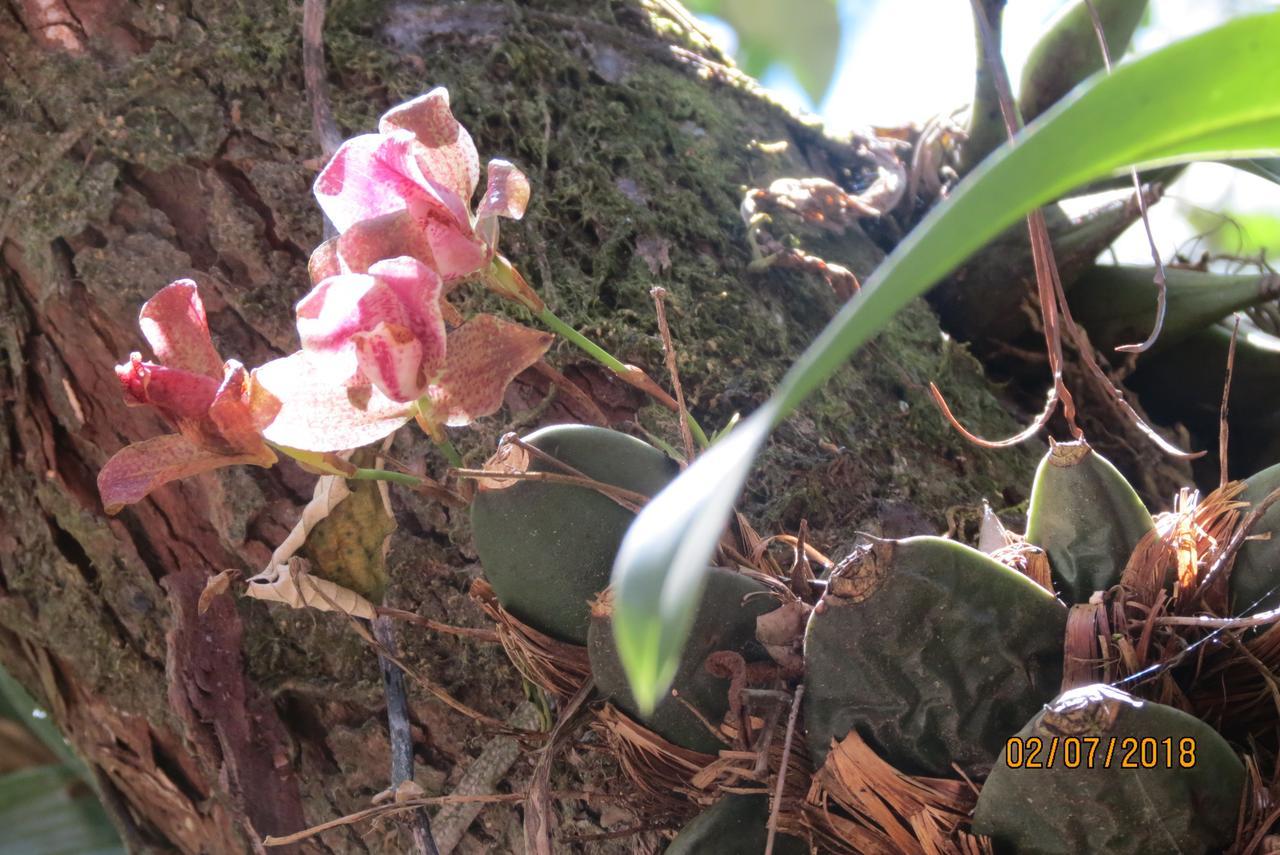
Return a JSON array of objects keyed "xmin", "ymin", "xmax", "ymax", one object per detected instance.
[
  {"xmin": 375, "ymin": 607, "xmax": 502, "ymax": 644},
  {"xmin": 452, "ymin": 468, "xmax": 647, "ymax": 511},
  {"xmin": 525, "ymin": 680, "xmax": 594, "ymax": 855},
  {"xmin": 1219, "ymin": 317, "xmax": 1241, "ymax": 488},
  {"xmin": 1082, "ymin": 0, "xmax": 1168, "ymax": 353},
  {"xmin": 764, "ymin": 685, "xmax": 804, "ymax": 855},
  {"xmin": 371, "ymin": 616, "xmax": 438, "ymax": 855},
  {"xmin": 262, "ymin": 791, "xmax": 600, "ymax": 846},
  {"xmin": 651, "ymin": 287, "xmax": 696, "ymax": 460},
  {"xmin": 1197, "ymin": 487, "xmax": 1280, "ymax": 597},
  {"xmin": 750, "ymin": 695, "xmax": 785, "ymax": 778},
  {"xmin": 302, "ymin": 0, "xmax": 341, "ymax": 240},
  {"xmin": 296, "ymin": 565, "xmax": 515, "ymax": 731}
]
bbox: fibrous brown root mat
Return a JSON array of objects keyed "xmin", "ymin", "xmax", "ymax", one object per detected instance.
[{"xmin": 470, "ymin": 579, "xmax": 591, "ymax": 701}]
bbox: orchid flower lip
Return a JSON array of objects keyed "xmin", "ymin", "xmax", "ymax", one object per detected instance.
[{"xmin": 97, "ymin": 280, "xmax": 280, "ymax": 513}]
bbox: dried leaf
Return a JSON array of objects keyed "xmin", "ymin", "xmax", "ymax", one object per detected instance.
[
  {"xmin": 245, "ymin": 558, "xmax": 376, "ymax": 620},
  {"xmin": 198, "ymin": 569, "xmax": 240, "ymax": 615},
  {"xmin": 756, "ymin": 599, "xmax": 809, "ymax": 676},
  {"xmin": 242, "ymin": 475, "xmax": 378, "ymax": 619},
  {"xmin": 301, "ymin": 474, "xmax": 396, "ymax": 603}
]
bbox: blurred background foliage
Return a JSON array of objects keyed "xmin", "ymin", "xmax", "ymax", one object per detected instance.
[
  {"xmin": 694, "ymin": 0, "xmax": 1279, "ymax": 268},
  {"xmin": 0, "ymin": 665, "xmax": 123, "ymax": 854}
]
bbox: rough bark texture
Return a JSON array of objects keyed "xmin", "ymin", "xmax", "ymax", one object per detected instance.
[{"xmin": 0, "ymin": 1, "xmax": 1039, "ymax": 851}]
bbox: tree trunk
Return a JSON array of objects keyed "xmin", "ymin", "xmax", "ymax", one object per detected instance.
[{"xmin": 0, "ymin": 1, "xmax": 1039, "ymax": 851}]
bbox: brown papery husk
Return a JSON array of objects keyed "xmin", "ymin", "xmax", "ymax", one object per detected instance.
[
  {"xmin": 592, "ymin": 696, "xmax": 837, "ymax": 849},
  {"xmin": 591, "ymin": 703, "xmax": 718, "ymax": 821},
  {"xmin": 1094, "ymin": 478, "xmax": 1280, "ymax": 761},
  {"xmin": 1192, "ymin": 620, "xmax": 1280, "ymax": 756},
  {"xmin": 806, "ymin": 729, "xmax": 991, "ymax": 855},
  {"xmin": 1099, "ymin": 481, "xmax": 1249, "ymax": 688},
  {"xmin": 990, "ymin": 540, "xmax": 1054, "ymax": 594},
  {"xmin": 469, "ymin": 579, "xmax": 590, "ymax": 700}
]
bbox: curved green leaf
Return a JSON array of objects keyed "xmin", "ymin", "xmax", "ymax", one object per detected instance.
[
  {"xmin": 1230, "ymin": 156, "xmax": 1280, "ymax": 185},
  {"xmin": 610, "ymin": 10, "xmax": 1280, "ymax": 709},
  {"xmin": 0, "ymin": 766, "xmax": 122, "ymax": 855},
  {"xmin": 686, "ymin": 0, "xmax": 841, "ymax": 102}
]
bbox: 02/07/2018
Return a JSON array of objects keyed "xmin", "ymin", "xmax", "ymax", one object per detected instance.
[{"xmin": 1004, "ymin": 736, "xmax": 1197, "ymax": 769}]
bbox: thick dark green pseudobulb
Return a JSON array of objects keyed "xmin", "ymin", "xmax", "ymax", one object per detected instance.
[
  {"xmin": 471, "ymin": 425, "xmax": 678, "ymax": 644},
  {"xmin": 973, "ymin": 684, "xmax": 1243, "ymax": 855},
  {"xmin": 1068, "ymin": 264, "xmax": 1280, "ymax": 353},
  {"xmin": 1018, "ymin": 0, "xmax": 1148, "ymax": 122},
  {"xmin": 1026, "ymin": 440, "xmax": 1154, "ymax": 605},
  {"xmin": 803, "ymin": 536, "xmax": 1067, "ymax": 777},
  {"xmin": 964, "ymin": 0, "xmax": 1147, "ymax": 172},
  {"xmin": 1129, "ymin": 322, "xmax": 1280, "ymax": 429},
  {"xmin": 932, "ymin": 195, "xmax": 1148, "ymax": 344},
  {"xmin": 589, "ymin": 567, "xmax": 775, "ymax": 754},
  {"xmin": 1228, "ymin": 462, "xmax": 1280, "ymax": 615},
  {"xmin": 665, "ymin": 794, "xmax": 807, "ymax": 855}
]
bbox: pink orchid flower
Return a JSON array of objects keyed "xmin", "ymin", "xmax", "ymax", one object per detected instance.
[
  {"xmin": 295, "ymin": 256, "xmax": 447, "ymax": 403},
  {"xmin": 312, "ymin": 89, "xmax": 531, "ymax": 291},
  {"xmin": 98, "ymin": 282, "xmax": 280, "ymax": 514},
  {"xmin": 255, "ymin": 257, "xmax": 553, "ymax": 452}
]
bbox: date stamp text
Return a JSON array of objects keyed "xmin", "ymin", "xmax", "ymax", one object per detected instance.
[{"xmin": 1004, "ymin": 736, "xmax": 1197, "ymax": 769}]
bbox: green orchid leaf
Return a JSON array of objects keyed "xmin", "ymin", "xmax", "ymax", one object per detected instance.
[
  {"xmin": 686, "ymin": 0, "xmax": 841, "ymax": 102},
  {"xmin": 1230, "ymin": 156, "xmax": 1280, "ymax": 185},
  {"xmin": 0, "ymin": 766, "xmax": 123, "ymax": 855},
  {"xmin": 610, "ymin": 10, "xmax": 1280, "ymax": 709}
]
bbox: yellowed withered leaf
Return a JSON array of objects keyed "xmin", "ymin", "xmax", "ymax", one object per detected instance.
[
  {"xmin": 246, "ymin": 557, "xmax": 376, "ymax": 620},
  {"xmin": 244, "ymin": 473, "xmax": 392, "ymax": 618}
]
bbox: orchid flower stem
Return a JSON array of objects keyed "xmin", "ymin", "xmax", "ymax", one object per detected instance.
[
  {"xmin": 351, "ymin": 468, "xmax": 424, "ymax": 488},
  {"xmin": 534, "ymin": 306, "xmax": 710, "ymax": 450},
  {"xmin": 536, "ymin": 306, "xmax": 628, "ymax": 374},
  {"xmin": 435, "ymin": 438, "xmax": 464, "ymax": 469}
]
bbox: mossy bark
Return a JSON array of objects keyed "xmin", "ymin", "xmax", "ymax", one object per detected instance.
[{"xmin": 0, "ymin": 1, "xmax": 1039, "ymax": 851}]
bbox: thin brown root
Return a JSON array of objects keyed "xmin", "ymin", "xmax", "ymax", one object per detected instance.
[
  {"xmin": 928, "ymin": 382, "xmax": 1057, "ymax": 448},
  {"xmin": 1220, "ymin": 317, "xmax": 1241, "ymax": 488},
  {"xmin": 374, "ymin": 607, "xmax": 502, "ymax": 644},
  {"xmin": 453, "ymin": 468, "xmax": 646, "ymax": 512},
  {"xmin": 262, "ymin": 791, "xmax": 600, "ymax": 846},
  {"xmin": 765, "ymin": 685, "xmax": 804, "ymax": 855},
  {"xmin": 651, "ymin": 286, "xmax": 696, "ymax": 461},
  {"xmin": 1081, "ymin": 0, "xmax": 1168, "ymax": 353}
]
